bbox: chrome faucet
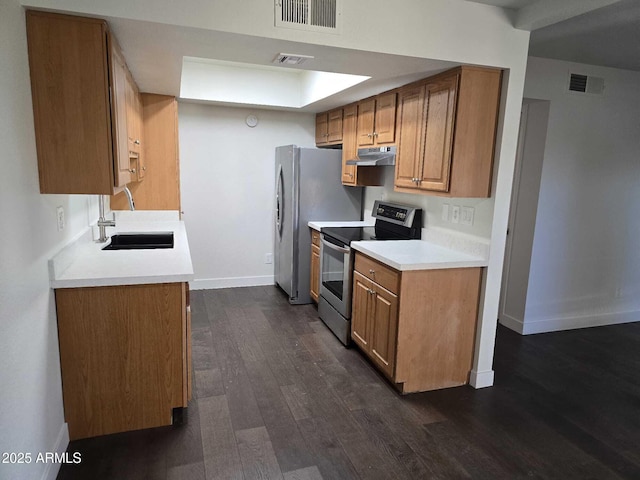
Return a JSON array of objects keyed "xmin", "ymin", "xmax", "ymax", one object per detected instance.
[
  {"xmin": 123, "ymin": 186, "xmax": 135, "ymax": 211},
  {"xmin": 97, "ymin": 195, "xmax": 116, "ymax": 243}
]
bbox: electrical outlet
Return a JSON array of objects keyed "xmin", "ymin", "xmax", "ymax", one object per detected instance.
[
  {"xmin": 451, "ymin": 205, "xmax": 460, "ymax": 224},
  {"xmin": 56, "ymin": 206, "xmax": 65, "ymax": 231},
  {"xmin": 441, "ymin": 204, "xmax": 450, "ymax": 222},
  {"xmin": 461, "ymin": 206, "xmax": 475, "ymax": 226},
  {"xmin": 265, "ymin": 253, "xmax": 273, "ymax": 264}
]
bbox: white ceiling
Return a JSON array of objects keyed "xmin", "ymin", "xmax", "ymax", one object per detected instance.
[{"xmin": 94, "ymin": 0, "xmax": 640, "ymax": 111}]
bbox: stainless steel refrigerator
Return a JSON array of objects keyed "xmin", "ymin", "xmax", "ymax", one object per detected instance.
[{"xmin": 275, "ymin": 145, "xmax": 362, "ymax": 304}]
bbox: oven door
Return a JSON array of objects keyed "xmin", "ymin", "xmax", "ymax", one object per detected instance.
[{"xmin": 320, "ymin": 234, "xmax": 353, "ymax": 318}]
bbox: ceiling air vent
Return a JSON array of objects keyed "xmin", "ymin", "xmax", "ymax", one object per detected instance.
[
  {"xmin": 568, "ymin": 73, "xmax": 605, "ymax": 95},
  {"xmin": 275, "ymin": 0, "xmax": 342, "ymax": 34},
  {"xmin": 273, "ymin": 53, "xmax": 314, "ymax": 65}
]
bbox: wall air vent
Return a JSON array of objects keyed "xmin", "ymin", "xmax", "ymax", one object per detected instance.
[
  {"xmin": 275, "ymin": 0, "xmax": 342, "ymax": 34},
  {"xmin": 568, "ymin": 73, "xmax": 605, "ymax": 95}
]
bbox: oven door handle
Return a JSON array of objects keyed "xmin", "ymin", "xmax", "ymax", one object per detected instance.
[{"xmin": 320, "ymin": 236, "xmax": 350, "ymax": 254}]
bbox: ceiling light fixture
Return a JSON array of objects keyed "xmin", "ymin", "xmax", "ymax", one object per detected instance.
[{"xmin": 273, "ymin": 53, "xmax": 314, "ymax": 65}]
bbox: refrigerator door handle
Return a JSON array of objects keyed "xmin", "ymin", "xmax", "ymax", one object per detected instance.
[{"xmin": 275, "ymin": 164, "xmax": 284, "ymax": 238}]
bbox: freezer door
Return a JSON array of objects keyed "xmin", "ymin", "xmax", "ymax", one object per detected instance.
[{"xmin": 274, "ymin": 146, "xmax": 297, "ymax": 299}]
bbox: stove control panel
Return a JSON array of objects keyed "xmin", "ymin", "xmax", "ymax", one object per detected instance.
[{"xmin": 373, "ymin": 201, "xmax": 420, "ymax": 227}]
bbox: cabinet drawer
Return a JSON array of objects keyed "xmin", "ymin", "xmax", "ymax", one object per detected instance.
[
  {"xmin": 311, "ymin": 229, "xmax": 321, "ymax": 247},
  {"xmin": 355, "ymin": 253, "xmax": 399, "ymax": 294}
]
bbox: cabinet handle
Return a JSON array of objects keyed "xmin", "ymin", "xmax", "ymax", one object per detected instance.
[
  {"xmin": 367, "ymin": 133, "xmax": 372, "ymax": 138},
  {"xmin": 142, "ymin": 166, "xmax": 147, "ymax": 171},
  {"xmin": 134, "ymin": 139, "xmax": 140, "ymax": 145},
  {"xmin": 373, "ymin": 132, "xmax": 378, "ymax": 137},
  {"xmin": 348, "ymin": 173, "xmax": 353, "ymax": 177},
  {"xmin": 369, "ymin": 269, "xmax": 375, "ymax": 274}
]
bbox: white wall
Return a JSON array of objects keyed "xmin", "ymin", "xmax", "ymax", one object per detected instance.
[
  {"xmin": 0, "ymin": 1, "xmax": 97, "ymax": 479},
  {"xmin": 508, "ymin": 57, "xmax": 640, "ymax": 334},
  {"xmin": 178, "ymin": 103, "xmax": 315, "ymax": 289}
]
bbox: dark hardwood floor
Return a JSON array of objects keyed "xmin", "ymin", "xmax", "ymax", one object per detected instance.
[{"xmin": 57, "ymin": 286, "xmax": 640, "ymax": 480}]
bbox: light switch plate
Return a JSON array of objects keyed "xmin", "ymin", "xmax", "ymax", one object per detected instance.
[
  {"xmin": 461, "ymin": 206, "xmax": 475, "ymax": 226},
  {"xmin": 56, "ymin": 206, "xmax": 65, "ymax": 231},
  {"xmin": 441, "ymin": 204, "xmax": 450, "ymax": 222},
  {"xmin": 451, "ymin": 205, "xmax": 460, "ymax": 224},
  {"xmin": 265, "ymin": 253, "xmax": 273, "ymax": 264}
]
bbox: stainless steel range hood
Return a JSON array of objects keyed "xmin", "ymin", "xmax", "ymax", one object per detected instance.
[{"xmin": 346, "ymin": 146, "xmax": 396, "ymax": 166}]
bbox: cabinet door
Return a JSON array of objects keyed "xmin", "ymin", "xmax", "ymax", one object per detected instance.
[
  {"xmin": 310, "ymin": 244, "xmax": 320, "ymax": 302},
  {"xmin": 394, "ymin": 84, "xmax": 426, "ymax": 189},
  {"xmin": 26, "ymin": 11, "xmax": 115, "ymax": 194},
  {"xmin": 369, "ymin": 284, "xmax": 398, "ymax": 379},
  {"xmin": 341, "ymin": 104, "xmax": 357, "ymax": 185},
  {"xmin": 315, "ymin": 113, "xmax": 329, "ymax": 145},
  {"xmin": 55, "ymin": 283, "xmax": 184, "ymax": 440},
  {"xmin": 356, "ymin": 99, "xmax": 376, "ymax": 146},
  {"xmin": 108, "ymin": 35, "xmax": 132, "ymax": 187},
  {"xmin": 351, "ymin": 271, "xmax": 372, "ymax": 350},
  {"xmin": 327, "ymin": 108, "xmax": 343, "ymax": 143},
  {"xmin": 373, "ymin": 92, "xmax": 397, "ymax": 144},
  {"xmin": 419, "ymin": 74, "xmax": 458, "ymax": 192}
]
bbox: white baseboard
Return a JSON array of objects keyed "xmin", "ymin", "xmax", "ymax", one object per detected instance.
[
  {"xmin": 190, "ymin": 275, "xmax": 274, "ymax": 290},
  {"xmin": 500, "ymin": 310, "xmax": 640, "ymax": 335},
  {"xmin": 40, "ymin": 423, "xmax": 69, "ymax": 480},
  {"xmin": 498, "ymin": 314, "xmax": 525, "ymax": 334},
  {"xmin": 469, "ymin": 369, "xmax": 494, "ymax": 388},
  {"xmin": 520, "ymin": 310, "xmax": 640, "ymax": 335}
]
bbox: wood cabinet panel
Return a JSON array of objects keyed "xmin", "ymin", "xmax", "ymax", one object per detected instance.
[
  {"xmin": 369, "ymin": 284, "xmax": 398, "ymax": 378},
  {"xmin": 310, "ymin": 243, "xmax": 320, "ymax": 303},
  {"xmin": 354, "ymin": 253, "xmax": 399, "ymax": 294},
  {"xmin": 373, "ymin": 92, "xmax": 397, "ymax": 144},
  {"xmin": 420, "ymin": 75, "xmax": 457, "ymax": 192},
  {"xmin": 395, "ymin": 268, "xmax": 482, "ymax": 393},
  {"xmin": 341, "ymin": 104, "xmax": 358, "ymax": 185},
  {"xmin": 352, "ymin": 252, "xmax": 482, "ymax": 393},
  {"xmin": 109, "ymin": 35, "xmax": 132, "ymax": 188},
  {"xmin": 395, "ymin": 84, "xmax": 426, "ymax": 189},
  {"xmin": 315, "ymin": 113, "xmax": 328, "ymax": 145},
  {"xmin": 356, "ymin": 94, "xmax": 396, "ymax": 147},
  {"xmin": 26, "ymin": 11, "xmax": 115, "ymax": 194},
  {"xmin": 111, "ymin": 94, "xmax": 181, "ymax": 211},
  {"xmin": 55, "ymin": 282, "xmax": 188, "ymax": 440},
  {"xmin": 327, "ymin": 109, "xmax": 343, "ymax": 143},
  {"xmin": 351, "ymin": 272, "xmax": 372, "ymax": 350},
  {"xmin": 394, "ymin": 66, "xmax": 501, "ymax": 198},
  {"xmin": 356, "ymin": 98, "xmax": 376, "ymax": 146},
  {"xmin": 315, "ymin": 108, "xmax": 342, "ymax": 146}
]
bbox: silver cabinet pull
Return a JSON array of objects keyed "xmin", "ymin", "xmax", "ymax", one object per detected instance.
[
  {"xmin": 369, "ymin": 269, "xmax": 375, "ymax": 274},
  {"xmin": 129, "ymin": 168, "xmax": 137, "ymax": 174},
  {"xmin": 134, "ymin": 139, "xmax": 140, "ymax": 145}
]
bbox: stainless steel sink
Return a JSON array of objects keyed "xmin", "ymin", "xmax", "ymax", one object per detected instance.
[{"xmin": 102, "ymin": 232, "xmax": 174, "ymax": 250}]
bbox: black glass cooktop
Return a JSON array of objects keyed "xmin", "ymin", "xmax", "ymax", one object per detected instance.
[{"xmin": 321, "ymin": 226, "xmax": 410, "ymax": 246}]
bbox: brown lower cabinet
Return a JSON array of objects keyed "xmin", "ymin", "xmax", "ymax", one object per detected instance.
[
  {"xmin": 310, "ymin": 230, "xmax": 321, "ymax": 302},
  {"xmin": 351, "ymin": 253, "xmax": 482, "ymax": 393},
  {"xmin": 55, "ymin": 282, "xmax": 191, "ymax": 440}
]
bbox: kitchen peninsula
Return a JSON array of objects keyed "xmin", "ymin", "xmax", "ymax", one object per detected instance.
[{"xmin": 50, "ymin": 211, "xmax": 194, "ymax": 440}]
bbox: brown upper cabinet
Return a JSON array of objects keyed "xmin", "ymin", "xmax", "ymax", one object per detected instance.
[
  {"xmin": 394, "ymin": 66, "xmax": 502, "ymax": 198},
  {"xmin": 341, "ymin": 104, "xmax": 383, "ymax": 187},
  {"xmin": 26, "ymin": 11, "xmax": 140, "ymax": 194},
  {"xmin": 315, "ymin": 108, "xmax": 343, "ymax": 146},
  {"xmin": 356, "ymin": 92, "xmax": 397, "ymax": 147}
]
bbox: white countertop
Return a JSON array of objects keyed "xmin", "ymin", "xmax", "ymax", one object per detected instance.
[
  {"xmin": 308, "ymin": 220, "xmax": 375, "ymax": 231},
  {"xmin": 50, "ymin": 213, "xmax": 194, "ymax": 288},
  {"xmin": 351, "ymin": 240, "xmax": 488, "ymax": 271}
]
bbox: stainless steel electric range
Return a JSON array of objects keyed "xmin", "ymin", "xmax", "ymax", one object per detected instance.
[{"xmin": 318, "ymin": 200, "xmax": 422, "ymax": 345}]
